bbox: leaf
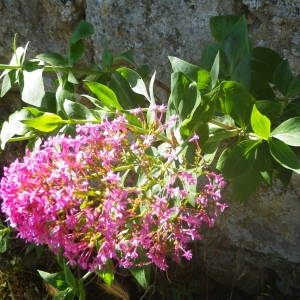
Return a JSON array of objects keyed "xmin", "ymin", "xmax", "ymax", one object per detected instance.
[
  {"xmin": 268, "ymin": 138, "xmax": 300, "ymax": 173},
  {"xmin": 22, "ymin": 113, "xmax": 64, "ymax": 132},
  {"xmin": 36, "ymin": 52, "xmax": 67, "ymax": 66},
  {"xmin": 271, "ymin": 117, "xmax": 300, "ymax": 146},
  {"xmin": 98, "ymin": 270, "xmax": 115, "ymax": 287},
  {"xmin": 68, "ymin": 40, "xmax": 85, "ymax": 65},
  {"xmin": 63, "ymin": 264, "xmax": 77, "ymax": 289},
  {"xmin": 251, "ymin": 47, "xmax": 282, "ymax": 82},
  {"xmin": 85, "ymin": 81, "xmax": 122, "ymax": 110},
  {"xmin": 0, "ymin": 227, "xmax": 9, "ymax": 254},
  {"xmin": 129, "ymin": 267, "xmax": 151, "ymax": 289},
  {"xmin": 216, "ymin": 140, "xmax": 260, "ymax": 179},
  {"xmin": 168, "ymin": 56, "xmax": 201, "ymax": 81},
  {"xmin": 63, "ymin": 99, "xmax": 96, "ymax": 120},
  {"xmin": 101, "ymin": 48, "xmax": 113, "ymax": 71},
  {"xmin": 197, "ymin": 69, "xmax": 211, "ymax": 93},
  {"xmin": 273, "ymin": 60, "xmax": 293, "ymax": 95},
  {"xmin": 231, "ymin": 167, "xmax": 262, "ymax": 202},
  {"xmin": 70, "ymin": 20, "xmax": 95, "ymax": 44},
  {"xmin": 117, "ymin": 67, "xmax": 150, "ymax": 101},
  {"xmin": 199, "ymin": 42, "xmax": 222, "ymax": 71},
  {"xmin": 0, "ymin": 109, "xmax": 32, "ymax": 149},
  {"xmin": 210, "ymin": 15, "xmax": 242, "ymax": 42},
  {"xmin": 222, "ymin": 81, "xmax": 255, "ymax": 128},
  {"xmin": 250, "ymin": 71, "xmax": 275, "ymax": 100},
  {"xmin": 255, "ymin": 100, "xmax": 282, "ymax": 122},
  {"xmin": 110, "ymin": 71, "xmax": 145, "ymax": 109},
  {"xmin": 286, "ymin": 75, "xmax": 300, "ymax": 97},
  {"xmin": 169, "ymin": 72, "xmax": 199, "ymax": 120},
  {"xmin": 19, "ymin": 60, "xmax": 45, "ymax": 106},
  {"xmin": 37, "ymin": 270, "xmax": 62, "ymax": 288},
  {"xmin": 251, "ymin": 104, "xmax": 271, "ymax": 139},
  {"xmin": 1, "ymin": 69, "xmax": 18, "ymax": 97},
  {"xmin": 210, "ymin": 51, "xmax": 220, "ymax": 88}
]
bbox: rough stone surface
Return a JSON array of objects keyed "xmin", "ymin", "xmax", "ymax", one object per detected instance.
[
  {"xmin": 85, "ymin": 0, "xmax": 235, "ymax": 83},
  {"xmin": 205, "ymin": 174, "xmax": 300, "ymax": 296},
  {"xmin": 0, "ymin": 0, "xmax": 300, "ymax": 297},
  {"xmin": 242, "ymin": 0, "xmax": 300, "ymax": 72},
  {"xmin": 0, "ymin": 0, "xmax": 86, "ymax": 63}
]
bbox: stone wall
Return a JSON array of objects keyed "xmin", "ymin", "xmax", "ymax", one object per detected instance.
[{"xmin": 0, "ymin": 0, "xmax": 300, "ymax": 297}]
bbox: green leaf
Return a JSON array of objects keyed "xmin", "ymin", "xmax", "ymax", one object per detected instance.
[
  {"xmin": 70, "ymin": 20, "xmax": 95, "ymax": 44},
  {"xmin": 199, "ymin": 42, "xmax": 222, "ymax": 71},
  {"xmin": 231, "ymin": 167, "xmax": 262, "ymax": 202},
  {"xmin": 63, "ymin": 99, "xmax": 96, "ymax": 120},
  {"xmin": 255, "ymin": 100, "xmax": 282, "ymax": 122},
  {"xmin": 250, "ymin": 71, "xmax": 275, "ymax": 100},
  {"xmin": 0, "ymin": 227, "xmax": 9, "ymax": 254},
  {"xmin": 216, "ymin": 140, "xmax": 260, "ymax": 179},
  {"xmin": 117, "ymin": 67, "xmax": 150, "ymax": 101},
  {"xmin": 251, "ymin": 104, "xmax": 271, "ymax": 139},
  {"xmin": 273, "ymin": 60, "xmax": 293, "ymax": 95},
  {"xmin": 68, "ymin": 40, "xmax": 84, "ymax": 65},
  {"xmin": 19, "ymin": 60, "xmax": 45, "ymax": 106},
  {"xmin": 269, "ymin": 138, "xmax": 300, "ymax": 173},
  {"xmin": 85, "ymin": 81, "xmax": 122, "ymax": 110},
  {"xmin": 63, "ymin": 264, "xmax": 77, "ymax": 290},
  {"xmin": 97, "ymin": 270, "xmax": 115, "ymax": 287},
  {"xmin": 168, "ymin": 56, "xmax": 201, "ymax": 81},
  {"xmin": 38, "ymin": 270, "xmax": 59, "ymax": 286},
  {"xmin": 210, "ymin": 15, "xmax": 241, "ymax": 42},
  {"xmin": 0, "ymin": 109, "xmax": 32, "ymax": 149},
  {"xmin": 286, "ymin": 75, "xmax": 300, "ymax": 97},
  {"xmin": 251, "ymin": 47, "xmax": 282, "ymax": 82},
  {"xmin": 1, "ymin": 69, "xmax": 18, "ymax": 97},
  {"xmin": 22, "ymin": 113, "xmax": 64, "ymax": 132},
  {"xmin": 197, "ymin": 69, "xmax": 211, "ymax": 93},
  {"xmin": 36, "ymin": 52, "xmax": 67, "ymax": 66},
  {"xmin": 129, "ymin": 267, "xmax": 151, "ymax": 289},
  {"xmin": 210, "ymin": 51, "xmax": 220, "ymax": 88},
  {"xmin": 222, "ymin": 81, "xmax": 255, "ymax": 128},
  {"xmin": 110, "ymin": 71, "xmax": 145, "ymax": 109},
  {"xmin": 169, "ymin": 72, "xmax": 199, "ymax": 120},
  {"xmin": 271, "ymin": 117, "xmax": 300, "ymax": 146},
  {"xmin": 101, "ymin": 48, "xmax": 113, "ymax": 71}
]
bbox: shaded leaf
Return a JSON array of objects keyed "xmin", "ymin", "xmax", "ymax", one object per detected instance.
[
  {"xmin": 231, "ymin": 167, "xmax": 262, "ymax": 202},
  {"xmin": 117, "ymin": 67, "xmax": 150, "ymax": 101},
  {"xmin": 216, "ymin": 139, "xmax": 260, "ymax": 179},
  {"xmin": 36, "ymin": 52, "xmax": 67, "ymax": 66},
  {"xmin": 287, "ymin": 75, "xmax": 300, "ymax": 98},
  {"xmin": 70, "ymin": 20, "xmax": 95, "ymax": 44},
  {"xmin": 63, "ymin": 99, "xmax": 96, "ymax": 120},
  {"xmin": 273, "ymin": 60, "xmax": 293, "ymax": 95},
  {"xmin": 130, "ymin": 267, "xmax": 151, "ymax": 289},
  {"xmin": 169, "ymin": 56, "xmax": 200, "ymax": 81},
  {"xmin": 269, "ymin": 138, "xmax": 300, "ymax": 173}
]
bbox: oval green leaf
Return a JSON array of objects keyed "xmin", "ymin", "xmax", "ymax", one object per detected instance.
[
  {"xmin": 269, "ymin": 138, "xmax": 300, "ymax": 173},
  {"xmin": 271, "ymin": 117, "xmax": 300, "ymax": 146},
  {"xmin": 251, "ymin": 104, "xmax": 271, "ymax": 139}
]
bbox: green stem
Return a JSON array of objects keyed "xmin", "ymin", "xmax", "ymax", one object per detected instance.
[
  {"xmin": 0, "ymin": 64, "xmax": 107, "ymax": 76},
  {"xmin": 209, "ymin": 119, "xmax": 237, "ymax": 130},
  {"xmin": 8, "ymin": 134, "xmax": 37, "ymax": 143}
]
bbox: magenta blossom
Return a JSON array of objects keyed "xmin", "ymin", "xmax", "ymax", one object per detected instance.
[{"xmin": 0, "ymin": 113, "xmax": 226, "ymax": 272}]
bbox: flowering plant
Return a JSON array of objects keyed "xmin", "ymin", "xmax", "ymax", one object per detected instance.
[{"xmin": 0, "ymin": 107, "xmax": 226, "ymax": 274}]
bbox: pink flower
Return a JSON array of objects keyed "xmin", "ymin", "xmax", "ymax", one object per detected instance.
[{"xmin": 0, "ymin": 113, "xmax": 227, "ymax": 272}]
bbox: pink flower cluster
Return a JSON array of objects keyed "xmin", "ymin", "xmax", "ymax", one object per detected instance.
[{"xmin": 0, "ymin": 114, "xmax": 226, "ymax": 272}]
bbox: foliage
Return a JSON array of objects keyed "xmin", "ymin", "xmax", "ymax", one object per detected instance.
[{"xmin": 0, "ymin": 15, "xmax": 299, "ymax": 298}]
